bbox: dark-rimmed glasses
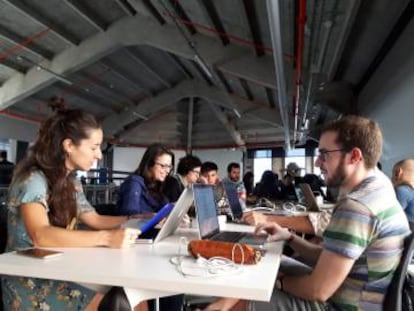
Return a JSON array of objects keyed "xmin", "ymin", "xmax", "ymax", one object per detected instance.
[
  {"xmin": 317, "ymin": 149, "xmax": 345, "ymax": 162},
  {"xmin": 155, "ymin": 162, "xmax": 173, "ymax": 171}
]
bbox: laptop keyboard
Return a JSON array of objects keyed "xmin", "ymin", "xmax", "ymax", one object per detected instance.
[{"xmin": 212, "ymin": 231, "xmax": 247, "ymax": 242}]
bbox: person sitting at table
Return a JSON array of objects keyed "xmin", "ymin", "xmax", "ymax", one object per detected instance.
[
  {"xmin": 162, "ymin": 154, "xmax": 202, "ymax": 202},
  {"xmin": 204, "ymin": 115, "xmax": 409, "ymax": 311},
  {"xmin": 199, "ymin": 161, "xmax": 231, "ymax": 216},
  {"xmin": 116, "ymin": 143, "xmax": 183, "ymax": 311},
  {"xmin": 1, "ymin": 108, "xmax": 143, "ymax": 311},
  {"xmin": 392, "ymin": 158, "xmax": 414, "ymax": 228},
  {"xmin": 253, "ymin": 170, "xmax": 281, "ymax": 200},
  {"xmin": 117, "ymin": 143, "xmax": 174, "ymax": 216}
]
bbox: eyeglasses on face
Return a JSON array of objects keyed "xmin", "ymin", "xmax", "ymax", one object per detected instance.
[
  {"xmin": 317, "ymin": 149, "xmax": 345, "ymax": 162},
  {"xmin": 191, "ymin": 170, "xmax": 200, "ymax": 176},
  {"xmin": 155, "ymin": 162, "xmax": 173, "ymax": 171}
]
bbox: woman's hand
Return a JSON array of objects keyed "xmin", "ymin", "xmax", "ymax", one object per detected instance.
[
  {"xmin": 242, "ymin": 211, "xmax": 267, "ymax": 226},
  {"xmin": 255, "ymin": 222, "xmax": 290, "ymax": 242},
  {"xmin": 107, "ymin": 228, "xmax": 141, "ymax": 248}
]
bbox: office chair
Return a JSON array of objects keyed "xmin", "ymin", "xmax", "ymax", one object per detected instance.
[{"xmin": 383, "ymin": 232, "xmax": 414, "ymax": 311}]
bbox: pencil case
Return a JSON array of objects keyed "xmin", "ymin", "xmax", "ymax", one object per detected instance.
[{"xmin": 187, "ymin": 240, "xmax": 262, "ymax": 264}]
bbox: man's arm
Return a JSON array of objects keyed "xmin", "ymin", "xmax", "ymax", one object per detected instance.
[{"xmin": 282, "ymin": 249, "xmax": 355, "ymax": 301}]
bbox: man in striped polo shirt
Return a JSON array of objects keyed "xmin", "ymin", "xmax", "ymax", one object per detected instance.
[{"xmin": 205, "ymin": 116, "xmax": 410, "ymax": 311}]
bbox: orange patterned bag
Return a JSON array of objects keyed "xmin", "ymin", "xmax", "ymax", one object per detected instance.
[{"xmin": 187, "ymin": 240, "xmax": 262, "ymax": 264}]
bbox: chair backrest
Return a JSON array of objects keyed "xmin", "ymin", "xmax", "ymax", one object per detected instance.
[{"xmin": 383, "ymin": 232, "xmax": 414, "ymax": 311}]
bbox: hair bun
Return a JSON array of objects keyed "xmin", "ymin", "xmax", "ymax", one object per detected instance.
[{"xmin": 48, "ymin": 96, "xmax": 67, "ymax": 113}]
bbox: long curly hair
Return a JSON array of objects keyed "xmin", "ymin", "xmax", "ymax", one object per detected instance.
[{"xmin": 12, "ymin": 108, "xmax": 101, "ymax": 227}]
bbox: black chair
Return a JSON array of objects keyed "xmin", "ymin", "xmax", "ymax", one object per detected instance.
[{"xmin": 383, "ymin": 232, "xmax": 414, "ymax": 311}]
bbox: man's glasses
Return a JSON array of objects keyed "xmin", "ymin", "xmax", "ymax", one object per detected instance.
[
  {"xmin": 155, "ymin": 162, "xmax": 173, "ymax": 171},
  {"xmin": 191, "ymin": 170, "xmax": 200, "ymax": 176},
  {"xmin": 317, "ymin": 149, "xmax": 345, "ymax": 162}
]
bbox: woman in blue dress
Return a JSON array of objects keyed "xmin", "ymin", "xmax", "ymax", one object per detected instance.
[{"xmin": 1, "ymin": 108, "xmax": 142, "ymax": 310}]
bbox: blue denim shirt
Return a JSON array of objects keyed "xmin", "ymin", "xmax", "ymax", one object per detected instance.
[
  {"xmin": 117, "ymin": 174, "xmax": 167, "ymax": 215},
  {"xmin": 395, "ymin": 184, "xmax": 414, "ymax": 222}
]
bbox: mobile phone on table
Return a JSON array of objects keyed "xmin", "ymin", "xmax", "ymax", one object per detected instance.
[{"xmin": 16, "ymin": 248, "xmax": 63, "ymax": 259}]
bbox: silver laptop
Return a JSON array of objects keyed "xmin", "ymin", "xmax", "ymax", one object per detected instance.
[
  {"xmin": 193, "ymin": 184, "xmax": 267, "ymax": 247},
  {"xmin": 137, "ymin": 186, "xmax": 194, "ymax": 244},
  {"xmin": 298, "ymin": 183, "xmax": 335, "ymax": 212}
]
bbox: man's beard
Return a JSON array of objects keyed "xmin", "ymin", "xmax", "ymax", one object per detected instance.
[{"xmin": 326, "ymin": 156, "xmax": 347, "ymax": 188}]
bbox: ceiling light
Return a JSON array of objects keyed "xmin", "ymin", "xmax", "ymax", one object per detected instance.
[{"xmin": 194, "ymin": 54, "xmax": 213, "ymax": 80}]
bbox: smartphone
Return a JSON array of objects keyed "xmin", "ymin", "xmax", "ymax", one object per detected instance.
[{"xmin": 16, "ymin": 248, "xmax": 63, "ymax": 259}]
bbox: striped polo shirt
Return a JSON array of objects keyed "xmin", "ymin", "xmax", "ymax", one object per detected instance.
[{"xmin": 324, "ymin": 170, "xmax": 410, "ymax": 311}]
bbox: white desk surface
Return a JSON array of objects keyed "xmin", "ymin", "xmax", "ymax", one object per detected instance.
[{"xmin": 0, "ymin": 223, "xmax": 282, "ymax": 302}]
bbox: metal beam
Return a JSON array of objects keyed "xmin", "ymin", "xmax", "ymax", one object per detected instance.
[
  {"xmin": 0, "ymin": 14, "xmax": 284, "ymax": 108},
  {"xmin": 115, "ymin": 0, "xmax": 136, "ymax": 16},
  {"xmin": 266, "ymin": 0, "xmax": 291, "ymax": 150},
  {"xmin": 206, "ymin": 101, "xmax": 246, "ymax": 149},
  {"xmin": 186, "ymin": 97, "xmax": 194, "ymax": 153},
  {"xmin": 198, "ymin": 0, "xmax": 230, "ymax": 45},
  {"xmin": 4, "ymin": 0, "xmax": 80, "ymax": 45},
  {"xmin": 100, "ymin": 60, "xmax": 152, "ymax": 97},
  {"xmin": 102, "ymin": 80, "xmax": 282, "ymax": 137},
  {"xmin": 62, "ymin": 0, "xmax": 107, "ymax": 32},
  {"xmin": 242, "ymin": 0, "xmax": 265, "ymax": 56},
  {"xmin": 123, "ymin": 48, "xmax": 171, "ymax": 88},
  {"xmin": 0, "ymin": 59, "xmax": 26, "ymax": 73},
  {"xmin": 0, "ymin": 26, "xmax": 53, "ymax": 60},
  {"xmin": 167, "ymin": 0, "xmax": 197, "ymax": 35}
]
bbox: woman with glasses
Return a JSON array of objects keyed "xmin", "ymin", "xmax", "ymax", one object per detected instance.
[
  {"xmin": 162, "ymin": 154, "xmax": 202, "ymax": 202},
  {"xmin": 117, "ymin": 143, "xmax": 174, "ymax": 216},
  {"xmin": 116, "ymin": 143, "xmax": 182, "ymax": 311}
]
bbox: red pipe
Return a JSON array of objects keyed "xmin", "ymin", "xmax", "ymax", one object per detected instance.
[
  {"xmin": 163, "ymin": 12, "xmax": 295, "ymax": 61},
  {"xmin": 0, "ymin": 110, "xmax": 41, "ymax": 124},
  {"xmin": 105, "ymin": 136, "xmax": 284, "ymax": 150},
  {"xmin": 293, "ymin": 0, "xmax": 306, "ymax": 143},
  {"xmin": 0, "ymin": 28, "xmax": 50, "ymax": 63}
]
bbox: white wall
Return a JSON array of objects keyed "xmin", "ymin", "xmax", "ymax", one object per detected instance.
[
  {"xmin": 113, "ymin": 146, "xmax": 243, "ymax": 179},
  {"xmin": 0, "ymin": 116, "xmax": 38, "ymax": 142},
  {"xmin": 359, "ymin": 18, "xmax": 414, "ymax": 176}
]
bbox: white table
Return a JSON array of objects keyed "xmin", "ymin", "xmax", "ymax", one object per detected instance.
[{"xmin": 0, "ymin": 223, "xmax": 282, "ymax": 307}]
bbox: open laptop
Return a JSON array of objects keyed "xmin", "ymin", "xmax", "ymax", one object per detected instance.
[
  {"xmin": 193, "ymin": 184, "xmax": 267, "ymax": 247},
  {"xmin": 137, "ymin": 186, "xmax": 194, "ymax": 244},
  {"xmin": 297, "ymin": 183, "xmax": 335, "ymax": 212},
  {"xmin": 222, "ymin": 182, "xmax": 246, "ymax": 223}
]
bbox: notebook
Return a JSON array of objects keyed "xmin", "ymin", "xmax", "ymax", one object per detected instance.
[
  {"xmin": 297, "ymin": 183, "xmax": 335, "ymax": 212},
  {"xmin": 193, "ymin": 184, "xmax": 267, "ymax": 248},
  {"xmin": 137, "ymin": 187, "xmax": 194, "ymax": 244}
]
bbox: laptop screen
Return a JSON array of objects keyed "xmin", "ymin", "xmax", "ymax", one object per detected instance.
[
  {"xmin": 193, "ymin": 184, "xmax": 220, "ymax": 239},
  {"xmin": 294, "ymin": 186, "xmax": 306, "ymax": 204},
  {"xmin": 223, "ymin": 183, "xmax": 243, "ymax": 218}
]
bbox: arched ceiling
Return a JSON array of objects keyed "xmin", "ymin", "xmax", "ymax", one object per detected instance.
[{"xmin": 0, "ymin": 0, "xmax": 411, "ymax": 150}]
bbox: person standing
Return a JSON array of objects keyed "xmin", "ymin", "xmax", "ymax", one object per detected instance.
[{"xmin": 0, "ymin": 150, "xmax": 14, "ymax": 186}]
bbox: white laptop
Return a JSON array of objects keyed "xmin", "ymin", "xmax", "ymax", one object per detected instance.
[{"xmin": 137, "ymin": 186, "xmax": 194, "ymax": 244}]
